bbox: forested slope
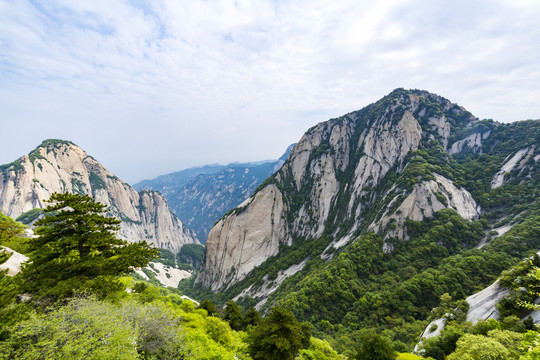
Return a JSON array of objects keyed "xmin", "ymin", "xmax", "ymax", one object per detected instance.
[{"xmin": 184, "ymin": 89, "xmax": 540, "ymax": 353}]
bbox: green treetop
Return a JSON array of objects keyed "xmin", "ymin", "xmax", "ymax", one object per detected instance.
[
  {"xmin": 248, "ymin": 306, "xmax": 311, "ymax": 360},
  {"xmin": 223, "ymin": 300, "xmax": 243, "ymax": 331},
  {"xmin": 21, "ymin": 192, "xmax": 159, "ymax": 303}
]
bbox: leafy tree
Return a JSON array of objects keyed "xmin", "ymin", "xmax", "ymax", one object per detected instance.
[
  {"xmin": 355, "ymin": 329, "xmax": 396, "ymax": 360},
  {"xmin": 0, "ymin": 297, "xmax": 140, "ymax": 360},
  {"xmin": 521, "ymin": 330, "xmax": 540, "ymax": 359},
  {"xmin": 243, "ymin": 306, "xmax": 262, "ymax": 328},
  {"xmin": 297, "ymin": 337, "xmax": 345, "ymax": 360},
  {"xmin": 21, "ymin": 193, "xmax": 159, "ymax": 302},
  {"xmin": 446, "ymin": 333, "xmax": 512, "ymax": 360},
  {"xmin": 223, "ymin": 300, "xmax": 243, "ymax": 331},
  {"xmin": 486, "ymin": 329, "xmax": 522, "ymax": 359},
  {"xmin": 198, "ymin": 299, "xmax": 217, "ymax": 316},
  {"xmin": 248, "ymin": 306, "xmax": 310, "ymax": 360},
  {"xmin": 0, "ymin": 213, "xmax": 28, "ymax": 339},
  {"xmin": 420, "ymin": 324, "xmax": 464, "ymax": 360}
]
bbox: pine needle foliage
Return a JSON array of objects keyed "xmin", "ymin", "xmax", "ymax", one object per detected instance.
[{"xmin": 21, "ymin": 192, "xmax": 159, "ymax": 303}]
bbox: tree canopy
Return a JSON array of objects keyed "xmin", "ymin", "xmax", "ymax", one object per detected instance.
[
  {"xmin": 248, "ymin": 306, "xmax": 311, "ymax": 360},
  {"xmin": 0, "ymin": 212, "xmax": 27, "ymax": 338},
  {"xmin": 355, "ymin": 330, "xmax": 396, "ymax": 360},
  {"xmin": 21, "ymin": 192, "xmax": 159, "ymax": 302}
]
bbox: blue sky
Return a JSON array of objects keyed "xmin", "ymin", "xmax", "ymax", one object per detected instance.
[{"xmin": 1, "ymin": 0, "xmax": 539, "ymax": 184}]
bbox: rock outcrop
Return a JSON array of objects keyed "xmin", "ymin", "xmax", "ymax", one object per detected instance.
[
  {"xmin": 491, "ymin": 147, "xmax": 533, "ymax": 189},
  {"xmin": 197, "ymin": 89, "xmax": 482, "ymax": 291},
  {"xmin": 0, "ymin": 246, "xmax": 29, "ymax": 276},
  {"xmin": 197, "ymin": 184, "xmax": 289, "ymax": 290},
  {"xmin": 370, "ymin": 173, "xmax": 480, "ymax": 242},
  {"xmin": 0, "ymin": 140, "xmax": 199, "ymax": 253}
]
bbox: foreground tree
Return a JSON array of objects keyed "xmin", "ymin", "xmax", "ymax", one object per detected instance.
[
  {"xmin": 243, "ymin": 306, "xmax": 262, "ymax": 329},
  {"xmin": 248, "ymin": 306, "xmax": 311, "ymax": 360},
  {"xmin": 0, "ymin": 213, "xmax": 28, "ymax": 339},
  {"xmin": 21, "ymin": 193, "xmax": 159, "ymax": 302},
  {"xmin": 223, "ymin": 300, "xmax": 243, "ymax": 331},
  {"xmin": 355, "ymin": 330, "xmax": 397, "ymax": 360},
  {"xmin": 446, "ymin": 333, "xmax": 512, "ymax": 360}
]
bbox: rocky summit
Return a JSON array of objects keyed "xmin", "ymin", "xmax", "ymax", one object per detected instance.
[{"xmin": 0, "ymin": 140, "xmax": 199, "ymax": 253}]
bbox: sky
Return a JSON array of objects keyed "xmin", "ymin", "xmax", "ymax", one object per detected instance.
[{"xmin": 1, "ymin": 0, "xmax": 539, "ymax": 184}]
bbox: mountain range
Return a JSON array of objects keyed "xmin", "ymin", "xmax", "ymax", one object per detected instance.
[
  {"xmin": 134, "ymin": 144, "xmax": 295, "ymax": 241},
  {"xmin": 1, "ymin": 88, "xmax": 539, "ymax": 354}
]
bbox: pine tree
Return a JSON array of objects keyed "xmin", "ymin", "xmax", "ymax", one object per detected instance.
[
  {"xmin": 21, "ymin": 193, "xmax": 159, "ymax": 302},
  {"xmin": 248, "ymin": 306, "xmax": 310, "ymax": 360},
  {"xmin": 223, "ymin": 300, "xmax": 243, "ymax": 331},
  {"xmin": 243, "ymin": 306, "xmax": 262, "ymax": 329}
]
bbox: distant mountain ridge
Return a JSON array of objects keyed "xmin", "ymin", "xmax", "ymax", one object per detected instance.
[
  {"xmin": 0, "ymin": 139, "xmax": 199, "ymax": 253},
  {"xmin": 134, "ymin": 144, "xmax": 296, "ymax": 241}
]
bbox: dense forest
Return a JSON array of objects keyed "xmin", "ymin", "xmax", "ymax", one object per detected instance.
[{"xmin": 2, "ymin": 197, "xmax": 540, "ymax": 359}]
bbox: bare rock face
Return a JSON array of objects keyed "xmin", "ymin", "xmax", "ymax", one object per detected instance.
[
  {"xmin": 371, "ymin": 173, "xmax": 481, "ymax": 241},
  {"xmin": 198, "ymin": 89, "xmax": 480, "ymax": 291},
  {"xmin": 197, "ymin": 184, "xmax": 288, "ymax": 290},
  {"xmin": 0, "ymin": 246, "xmax": 29, "ymax": 276},
  {"xmin": 0, "ymin": 140, "xmax": 199, "ymax": 253},
  {"xmin": 491, "ymin": 147, "xmax": 532, "ymax": 189}
]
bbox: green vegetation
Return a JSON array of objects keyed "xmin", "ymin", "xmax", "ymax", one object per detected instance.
[
  {"xmin": 247, "ymin": 306, "xmax": 312, "ymax": 360},
  {"xmin": 0, "ymin": 212, "xmax": 28, "ymax": 338},
  {"xmin": 89, "ymin": 171, "xmax": 107, "ymax": 190},
  {"xmin": 15, "ymin": 208, "xmax": 43, "ymax": 225},
  {"xmin": 177, "ymin": 243, "xmax": 205, "ymax": 270},
  {"xmin": 21, "ymin": 193, "xmax": 159, "ymax": 303},
  {"xmin": 417, "ymin": 256, "xmax": 540, "ymax": 360},
  {"xmin": 418, "ymin": 318, "xmax": 538, "ymax": 360},
  {"xmin": 0, "ymin": 196, "xmax": 345, "ymax": 359},
  {"xmin": 0, "ymin": 285, "xmax": 254, "ymax": 359},
  {"xmin": 0, "ymin": 211, "xmax": 27, "ymax": 253},
  {"xmin": 155, "ymin": 248, "xmax": 177, "ymax": 267},
  {"xmin": 355, "ymin": 330, "xmax": 396, "ymax": 360}
]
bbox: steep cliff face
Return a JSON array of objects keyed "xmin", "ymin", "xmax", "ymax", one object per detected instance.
[
  {"xmin": 198, "ymin": 184, "xmax": 289, "ymax": 290},
  {"xmin": 0, "ymin": 140, "xmax": 199, "ymax": 253},
  {"xmin": 197, "ymin": 89, "xmax": 482, "ymax": 291}
]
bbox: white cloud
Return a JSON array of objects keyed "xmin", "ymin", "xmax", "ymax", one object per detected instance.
[{"xmin": 1, "ymin": 0, "xmax": 539, "ymax": 183}]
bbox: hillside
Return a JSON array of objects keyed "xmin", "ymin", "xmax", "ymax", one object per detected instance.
[
  {"xmin": 0, "ymin": 140, "xmax": 199, "ymax": 253},
  {"xmin": 183, "ymin": 88, "xmax": 540, "ymax": 350},
  {"xmin": 135, "ymin": 144, "xmax": 295, "ymax": 241}
]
